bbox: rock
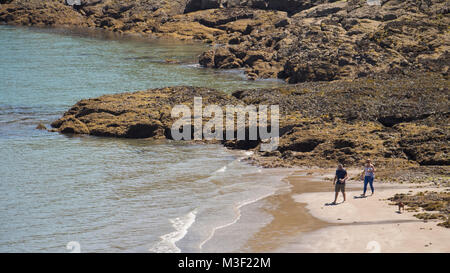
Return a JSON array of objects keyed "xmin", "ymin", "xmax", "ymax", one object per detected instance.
[
  {"xmin": 199, "ymin": 46, "xmax": 244, "ymax": 68},
  {"xmin": 382, "ymin": 13, "xmax": 397, "ymax": 21},
  {"xmin": 54, "ymin": 115, "xmax": 90, "ymax": 135},
  {"xmin": 51, "ymin": 86, "xmax": 241, "ymax": 139},
  {"xmin": 164, "ymin": 59, "xmax": 179, "ymax": 64},
  {"xmin": 35, "ymin": 123, "xmax": 47, "ymax": 130},
  {"xmin": 274, "ymin": 18, "xmax": 289, "ymax": 28},
  {"xmin": 199, "ymin": 49, "xmax": 216, "ymax": 67},
  {"xmin": 0, "ymin": 0, "xmax": 89, "ymax": 26},
  {"xmin": 51, "ymin": 74, "xmax": 449, "ymax": 168},
  {"xmin": 185, "ymin": 0, "xmax": 221, "ymax": 13}
]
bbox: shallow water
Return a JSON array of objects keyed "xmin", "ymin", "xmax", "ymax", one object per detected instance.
[{"xmin": 0, "ymin": 25, "xmax": 288, "ymax": 252}]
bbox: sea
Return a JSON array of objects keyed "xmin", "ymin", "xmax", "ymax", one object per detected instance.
[{"xmin": 0, "ymin": 25, "xmax": 291, "ymax": 252}]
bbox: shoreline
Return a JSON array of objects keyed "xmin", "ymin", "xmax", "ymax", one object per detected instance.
[
  {"xmin": 241, "ymin": 168, "xmax": 334, "ymax": 252},
  {"xmin": 0, "ymin": 23, "xmax": 210, "ymax": 44},
  {"xmin": 243, "ymin": 169, "xmax": 450, "ymax": 253}
]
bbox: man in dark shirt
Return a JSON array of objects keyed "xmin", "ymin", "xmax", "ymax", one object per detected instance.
[{"xmin": 332, "ymin": 164, "xmax": 348, "ymax": 204}]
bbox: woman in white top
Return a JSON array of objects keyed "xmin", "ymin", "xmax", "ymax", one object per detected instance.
[{"xmin": 360, "ymin": 159, "xmax": 375, "ymax": 197}]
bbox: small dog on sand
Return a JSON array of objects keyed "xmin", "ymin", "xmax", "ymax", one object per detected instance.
[{"xmin": 398, "ymin": 202, "xmax": 405, "ymax": 213}]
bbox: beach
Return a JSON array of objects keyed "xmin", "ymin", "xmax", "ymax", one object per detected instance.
[{"xmin": 244, "ymin": 168, "xmax": 450, "ymax": 253}]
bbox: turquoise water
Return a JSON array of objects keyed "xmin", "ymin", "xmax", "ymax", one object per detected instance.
[{"xmin": 0, "ymin": 25, "xmax": 287, "ymax": 252}]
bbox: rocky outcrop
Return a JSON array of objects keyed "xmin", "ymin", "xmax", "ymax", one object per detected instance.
[
  {"xmin": 388, "ymin": 191, "xmax": 449, "ymax": 228},
  {"xmin": 0, "ymin": 0, "xmax": 88, "ymax": 26},
  {"xmin": 198, "ymin": 0, "xmax": 450, "ymax": 82},
  {"xmin": 1, "ymin": 0, "xmax": 448, "ymax": 83},
  {"xmin": 50, "ymin": 86, "xmax": 240, "ymax": 138},
  {"xmin": 0, "ymin": 0, "xmax": 190, "ymax": 29},
  {"xmin": 51, "ymin": 73, "xmax": 449, "ymax": 168}
]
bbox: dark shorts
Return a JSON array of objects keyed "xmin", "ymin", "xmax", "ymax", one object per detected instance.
[{"xmin": 335, "ymin": 182, "xmax": 345, "ymax": 193}]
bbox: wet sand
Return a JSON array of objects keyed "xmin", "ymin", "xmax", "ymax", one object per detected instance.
[
  {"xmin": 241, "ymin": 168, "xmax": 338, "ymax": 252},
  {"xmin": 241, "ymin": 168, "xmax": 450, "ymax": 253}
]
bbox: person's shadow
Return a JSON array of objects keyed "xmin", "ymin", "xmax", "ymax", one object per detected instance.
[
  {"xmin": 353, "ymin": 195, "xmax": 367, "ymax": 199},
  {"xmin": 324, "ymin": 202, "xmax": 340, "ymax": 206}
]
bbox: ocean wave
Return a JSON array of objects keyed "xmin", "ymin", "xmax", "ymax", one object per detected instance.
[
  {"xmin": 198, "ymin": 190, "xmax": 275, "ymax": 250},
  {"xmin": 214, "ymin": 166, "xmax": 227, "ymax": 173},
  {"xmin": 185, "ymin": 63, "xmax": 200, "ymax": 68},
  {"xmin": 149, "ymin": 209, "xmax": 197, "ymax": 253}
]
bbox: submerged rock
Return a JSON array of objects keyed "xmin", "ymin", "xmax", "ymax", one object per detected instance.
[{"xmin": 35, "ymin": 123, "xmax": 47, "ymax": 130}]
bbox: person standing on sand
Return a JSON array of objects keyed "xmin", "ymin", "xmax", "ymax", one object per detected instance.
[
  {"xmin": 332, "ymin": 164, "xmax": 348, "ymax": 204},
  {"xmin": 360, "ymin": 159, "xmax": 376, "ymax": 197}
]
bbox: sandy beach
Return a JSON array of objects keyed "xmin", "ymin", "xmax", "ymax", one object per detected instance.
[{"xmin": 242, "ymin": 168, "xmax": 449, "ymax": 253}]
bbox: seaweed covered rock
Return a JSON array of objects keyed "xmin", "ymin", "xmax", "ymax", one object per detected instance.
[
  {"xmin": 196, "ymin": 0, "xmax": 449, "ymax": 82},
  {"xmin": 51, "ymin": 86, "xmax": 240, "ymax": 138},
  {"xmin": 0, "ymin": 0, "xmax": 88, "ymax": 26},
  {"xmin": 52, "ymin": 73, "xmax": 449, "ymax": 168},
  {"xmin": 388, "ymin": 191, "xmax": 450, "ymax": 228}
]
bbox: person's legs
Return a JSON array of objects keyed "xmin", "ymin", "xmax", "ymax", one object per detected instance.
[
  {"xmin": 341, "ymin": 183, "xmax": 346, "ymax": 202},
  {"xmin": 333, "ymin": 184, "xmax": 340, "ymax": 203},
  {"xmin": 363, "ymin": 176, "xmax": 369, "ymax": 196},
  {"xmin": 369, "ymin": 176, "xmax": 374, "ymax": 194}
]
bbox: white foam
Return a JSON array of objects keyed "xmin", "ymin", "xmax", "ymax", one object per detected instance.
[
  {"xmin": 149, "ymin": 209, "xmax": 197, "ymax": 253},
  {"xmin": 213, "ymin": 154, "xmax": 249, "ymax": 174},
  {"xmin": 185, "ymin": 63, "xmax": 200, "ymax": 68},
  {"xmin": 214, "ymin": 166, "xmax": 227, "ymax": 173},
  {"xmin": 198, "ymin": 190, "xmax": 275, "ymax": 250},
  {"xmin": 197, "ymin": 169, "xmax": 294, "ymax": 251}
]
